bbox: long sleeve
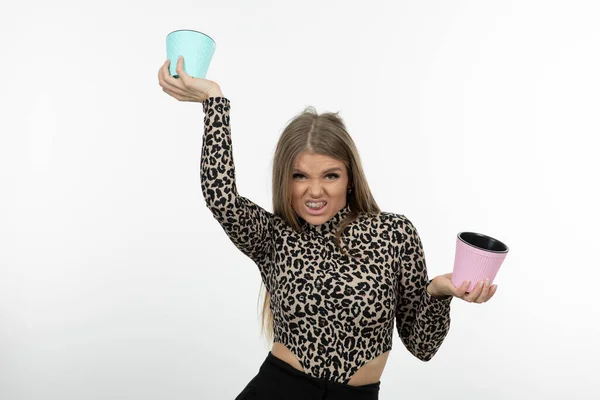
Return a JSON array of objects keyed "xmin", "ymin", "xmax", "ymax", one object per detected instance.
[
  {"xmin": 394, "ymin": 215, "xmax": 452, "ymax": 361},
  {"xmin": 200, "ymin": 97, "xmax": 274, "ymax": 268}
]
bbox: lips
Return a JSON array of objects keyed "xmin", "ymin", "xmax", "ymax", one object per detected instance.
[{"xmin": 304, "ymin": 201, "xmax": 328, "ymax": 214}]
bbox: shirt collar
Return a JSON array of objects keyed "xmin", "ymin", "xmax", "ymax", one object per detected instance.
[{"xmin": 299, "ymin": 203, "xmax": 351, "ymax": 236}]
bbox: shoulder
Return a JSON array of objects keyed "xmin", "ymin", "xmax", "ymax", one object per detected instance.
[
  {"xmin": 375, "ymin": 212, "xmax": 420, "ymax": 242},
  {"xmin": 377, "ymin": 211, "xmax": 413, "ymax": 228},
  {"xmin": 350, "ymin": 210, "xmax": 398, "ymax": 229}
]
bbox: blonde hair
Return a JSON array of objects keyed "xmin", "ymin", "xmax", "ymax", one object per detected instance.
[{"xmin": 259, "ymin": 106, "xmax": 381, "ymax": 342}]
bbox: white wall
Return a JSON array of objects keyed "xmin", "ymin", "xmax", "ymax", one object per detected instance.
[{"xmin": 1, "ymin": 0, "xmax": 599, "ymax": 399}]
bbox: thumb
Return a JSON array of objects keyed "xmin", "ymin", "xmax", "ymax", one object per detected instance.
[
  {"xmin": 454, "ymin": 280, "xmax": 471, "ymax": 297},
  {"xmin": 175, "ymin": 56, "xmax": 189, "ymax": 81}
]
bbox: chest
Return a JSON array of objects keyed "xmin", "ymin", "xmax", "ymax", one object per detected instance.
[{"xmin": 269, "ymin": 229, "xmax": 398, "ymax": 328}]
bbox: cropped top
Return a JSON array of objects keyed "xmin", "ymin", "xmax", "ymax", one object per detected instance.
[{"xmin": 200, "ymin": 97, "xmax": 453, "ymax": 384}]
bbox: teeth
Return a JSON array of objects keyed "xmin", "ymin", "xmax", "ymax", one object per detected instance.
[{"xmin": 306, "ymin": 202, "xmax": 326, "ymax": 209}]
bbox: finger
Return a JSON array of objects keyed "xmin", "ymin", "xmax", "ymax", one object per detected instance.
[
  {"xmin": 159, "ymin": 59, "xmax": 174, "ymax": 85},
  {"xmin": 464, "ymin": 280, "xmax": 485, "ymax": 302},
  {"xmin": 487, "ymin": 285, "xmax": 498, "ymax": 300},
  {"xmin": 161, "ymin": 78, "xmax": 189, "ymax": 99},
  {"xmin": 159, "ymin": 59, "xmax": 178, "ymax": 83},
  {"xmin": 474, "ymin": 279, "xmax": 492, "ymax": 303},
  {"xmin": 175, "ymin": 56, "xmax": 191, "ymax": 84},
  {"xmin": 158, "ymin": 64, "xmax": 162, "ymax": 84},
  {"xmin": 454, "ymin": 280, "xmax": 471, "ymax": 298},
  {"xmin": 160, "ymin": 61, "xmax": 190, "ymax": 96},
  {"xmin": 162, "ymin": 86, "xmax": 196, "ymax": 102}
]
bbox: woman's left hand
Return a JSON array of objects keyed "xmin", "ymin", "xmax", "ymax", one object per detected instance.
[{"xmin": 429, "ymin": 273, "xmax": 498, "ymax": 303}]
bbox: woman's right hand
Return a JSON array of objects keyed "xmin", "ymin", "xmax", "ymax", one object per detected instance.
[{"xmin": 158, "ymin": 56, "xmax": 223, "ymax": 102}]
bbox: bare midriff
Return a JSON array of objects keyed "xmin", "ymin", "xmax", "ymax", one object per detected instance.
[{"xmin": 271, "ymin": 342, "xmax": 390, "ymax": 386}]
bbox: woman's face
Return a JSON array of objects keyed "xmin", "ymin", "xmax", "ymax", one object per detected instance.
[{"xmin": 291, "ymin": 152, "xmax": 350, "ymax": 226}]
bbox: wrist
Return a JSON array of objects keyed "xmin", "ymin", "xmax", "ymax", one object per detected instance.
[
  {"xmin": 206, "ymin": 85, "xmax": 223, "ymax": 99},
  {"xmin": 427, "ymin": 278, "xmax": 451, "ymax": 300}
]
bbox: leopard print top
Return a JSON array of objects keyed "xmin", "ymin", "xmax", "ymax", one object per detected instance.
[{"xmin": 200, "ymin": 97, "xmax": 453, "ymax": 384}]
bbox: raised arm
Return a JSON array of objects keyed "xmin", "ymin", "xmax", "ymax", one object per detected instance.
[
  {"xmin": 200, "ymin": 96, "xmax": 275, "ymax": 266},
  {"xmin": 158, "ymin": 57, "xmax": 275, "ymax": 269},
  {"xmin": 394, "ymin": 215, "xmax": 452, "ymax": 361}
]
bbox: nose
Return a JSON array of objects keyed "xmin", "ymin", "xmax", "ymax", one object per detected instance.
[{"xmin": 308, "ymin": 180, "xmax": 324, "ymax": 197}]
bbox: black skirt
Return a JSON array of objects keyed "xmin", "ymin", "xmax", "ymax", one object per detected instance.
[{"xmin": 235, "ymin": 351, "xmax": 380, "ymax": 400}]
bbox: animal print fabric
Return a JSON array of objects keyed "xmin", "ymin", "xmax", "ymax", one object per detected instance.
[{"xmin": 200, "ymin": 97, "xmax": 453, "ymax": 384}]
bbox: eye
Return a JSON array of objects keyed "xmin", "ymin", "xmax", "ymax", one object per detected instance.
[{"xmin": 292, "ymin": 173, "xmax": 340, "ymax": 180}]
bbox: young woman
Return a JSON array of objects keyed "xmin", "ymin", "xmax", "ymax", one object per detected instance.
[{"xmin": 158, "ymin": 57, "xmax": 497, "ymax": 400}]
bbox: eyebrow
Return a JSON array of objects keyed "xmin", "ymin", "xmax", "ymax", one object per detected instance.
[{"xmin": 293, "ymin": 167, "xmax": 343, "ymax": 174}]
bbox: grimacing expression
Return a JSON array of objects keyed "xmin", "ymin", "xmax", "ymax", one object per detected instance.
[{"xmin": 291, "ymin": 152, "xmax": 350, "ymax": 226}]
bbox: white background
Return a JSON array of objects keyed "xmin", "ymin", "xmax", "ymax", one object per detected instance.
[{"xmin": 1, "ymin": 0, "xmax": 599, "ymax": 399}]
